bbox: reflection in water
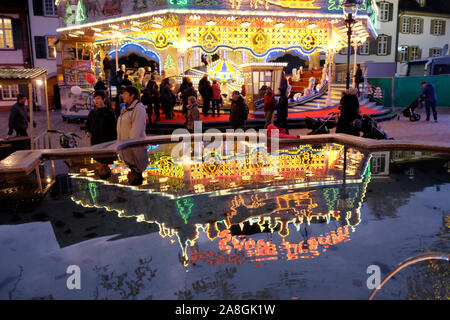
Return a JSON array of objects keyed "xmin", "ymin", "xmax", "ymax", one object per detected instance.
[{"xmin": 69, "ymin": 143, "xmax": 372, "ymax": 265}]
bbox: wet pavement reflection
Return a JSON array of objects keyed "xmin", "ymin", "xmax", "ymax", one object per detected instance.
[{"xmin": 0, "ymin": 143, "xmax": 449, "ymax": 299}]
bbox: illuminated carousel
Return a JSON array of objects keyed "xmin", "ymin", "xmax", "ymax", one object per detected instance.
[{"xmin": 55, "ymin": 0, "xmax": 378, "ymax": 115}]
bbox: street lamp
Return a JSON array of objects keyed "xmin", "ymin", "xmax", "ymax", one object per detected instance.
[{"xmin": 343, "ymin": 0, "xmax": 359, "ymax": 90}]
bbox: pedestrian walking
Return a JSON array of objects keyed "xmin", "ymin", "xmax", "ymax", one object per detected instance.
[
  {"xmin": 229, "ymin": 90, "xmax": 248, "ymax": 130},
  {"xmin": 186, "ymin": 96, "xmax": 201, "ymax": 133},
  {"xmin": 8, "ymin": 94, "xmax": 35, "ymax": 137},
  {"xmin": 116, "ymin": 86, "xmax": 147, "ymax": 140},
  {"xmin": 420, "ymin": 81, "xmax": 438, "ymax": 122},
  {"xmin": 211, "ymin": 79, "xmax": 221, "ymax": 117},
  {"xmin": 198, "ymin": 74, "xmax": 212, "ymax": 117},
  {"xmin": 264, "ymin": 86, "xmax": 276, "ymax": 128},
  {"xmin": 354, "ymin": 64, "xmax": 364, "ymax": 97},
  {"xmin": 103, "ymin": 53, "xmax": 112, "ymax": 85},
  {"xmin": 275, "ymin": 87, "xmax": 289, "ymax": 134},
  {"xmin": 86, "ymin": 90, "xmax": 117, "ymax": 145}
]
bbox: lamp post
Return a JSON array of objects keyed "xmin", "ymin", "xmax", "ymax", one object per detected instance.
[{"xmin": 343, "ymin": 0, "xmax": 359, "ymax": 90}]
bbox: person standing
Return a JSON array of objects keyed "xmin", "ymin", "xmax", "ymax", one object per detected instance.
[
  {"xmin": 116, "ymin": 86, "xmax": 147, "ymax": 140},
  {"xmin": 86, "ymin": 90, "xmax": 117, "ymax": 145},
  {"xmin": 198, "ymin": 74, "xmax": 212, "ymax": 117},
  {"xmin": 94, "ymin": 75, "xmax": 107, "ymax": 91},
  {"xmin": 179, "ymin": 77, "xmax": 192, "ymax": 119},
  {"xmin": 117, "ymin": 64, "xmax": 126, "ymax": 87},
  {"xmin": 103, "ymin": 53, "xmax": 112, "ymax": 86},
  {"xmin": 182, "ymin": 82, "xmax": 197, "ymax": 123},
  {"xmin": 354, "ymin": 64, "xmax": 364, "ymax": 97},
  {"xmin": 229, "ymin": 90, "xmax": 248, "ymax": 130},
  {"xmin": 160, "ymin": 78, "xmax": 175, "ymax": 119},
  {"xmin": 336, "ymin": 92, "xmax": 362, "ymax": 136},
  {"xmin": 420, "ymin": 81, "xmax": 438, "ymax": 122},
  {"xmin": 275, "ymin": 87, "xmax": 289, "ymax": 134},
  {"xmin": 211, "ymin": 79, "xmax": 221, "ymax": 117},
  {"xmin": 186, "ymin": 96, "xmax": 201, "ymax": 133},
  {"xmin": 264, "ymin": 87, "xmax": 276, "ymax": 128},
  {"xmin": 8, "ymin": 94, "xmax": 35, "ymax": 137}
]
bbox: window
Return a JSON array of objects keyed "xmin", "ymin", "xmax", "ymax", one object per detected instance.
[
  {"xmin": 379, "ymin": 2, "xmax": 390, "ymax": 22},
  {"xmin": 359, "ymin": 41, "xmax": 370, "ymax": 55},
  {"xmin": 44, "ymin": 0, "xmax": 58, "ymax": 16},
  {"xmin": 430, "ymin": 47, "xmax": 442, "ymax": 57},
  {"xmin": 0, "ymin": 18, "xmax": 14, "ymax": 49},
  {"xmin": 412, "ymin": 18, "xmax": 422, "ymax": 34},
  {"xmin": 410, "ymin": 46, "xmax": 421, "ymax": 60},
  {"xmin": 402, "ymin": 17, "xmax": 411, "ymax": 33},
  {"xmin": 432, "ymin": 20, "xmax": 445, "ymax": 35},
  {"xmin": 0, "ymin": 85, "xmax": 19, "ymax": 100},
  {"xmin": 377, "ymin": 35, "xmax": 388, "ymax": 55},
  {"xmin": 339, "ymin": 47, "xmax": 348, "ymax": 55},
  {"xmin": 47, "ymin": 36, "xmax": 56, "ymax": 58},
  {"xmin": 371, "ymin": 154, "xmax": 386, "ymax": 174},
  {"xmin": 398, "ymin": 46, "xmax": 409, "ymax": 62}
]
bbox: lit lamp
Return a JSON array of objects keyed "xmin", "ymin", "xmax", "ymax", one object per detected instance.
[{"xmin": 342, "ymin": 0, "xmax": 359, "ymax": 90}]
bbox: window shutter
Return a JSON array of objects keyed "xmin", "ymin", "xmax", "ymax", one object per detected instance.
[
  {"xmin": 12, "ymin": 19, "xmax": 23, "ymax": 49},
  {"xmin": 35, "ymin": 36, "xmax": 47, "ymax": 59},
  {"xmin": 388, "ymin": 3, "xmax": 394, "ymax": 22},
  {"xmin": 430, "ymin": 20, "xmax": 436, "ymax": 35},
  {"xmin": 386, "ymin": 36, "xmax": 392, "ymax": 55},
  {"xmin": 442, "ymin": 21, "xmax": 446, "ymax": 35},
  {"xmin": 417, "ymin": 48, "xmax": 422, "ymax": 59},
  {"xmin": 33, "ymin": 0, "xmax": 44, "ymax": 16},
  {"xmin": 376, "ymin": 2, "xmax": 381, "ymax": 21},
  {"xmin": 408, "ymin": 47, "xmax": 414, "ymax": 61},
  {"xmin": 400, "ymin": 17, "xmax": 406, "ymax": 33},
  {"xmin": 419, "ymin": 18, "xmax": 424, "ymax": 34},
  {"xmin": 429, "ymin": 48, "xmax": 433, "ymax": 57},
  {"xmin": 369, "ymin": 39, "xmax": 378, "ymax": 55}
]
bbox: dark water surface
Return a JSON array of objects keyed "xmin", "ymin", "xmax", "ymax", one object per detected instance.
[{"xmin": 0, "ymin": 142, "xmax": 449, "ymax": 300}]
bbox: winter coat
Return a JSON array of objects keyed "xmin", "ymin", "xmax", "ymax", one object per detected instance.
[
  {"xmin": 212, "ymin": 83, "xmax": 221, "ymax": 100},
  {"xmin": 187, "ymin": 103, "xmax": 201, "ymax": 131},
  {"xmin": 264, "ymin": 92, "xmax": 276, "ymax": 112},
  {"xmin": 116, "ymin": 99, "xmax": 147, "ymax": 140},
  {"xmin": 276, "ymin": 94, "xmax": 289, "ymax": 122},
  {"xmin": 8, "ymin": 102, "xmax": 29, "ymax": 135},
  {"xmin": 355, "ymin": 68, "xmax": 364, "ymax": 84},
  {"xmin": 182, "ymin": 86, "xmax": 198, "ymax": 107},
  {"xmin": 229, "ymin": 96, "xmax": 247, "ymax": 130},
  {"xmin": 86, "ymin": 106, "xmax": 117, "ymax": 145},
  {"xmin": 103, "ymin": 57, "xmax": 112, "ymax": 70},
  {"xmin": 160, "ymin": 81, "xmax": 175, "ymax": 105},
  {"xmin": 198, "ymin": 77, "xmax": 212, "ymax": 100}
]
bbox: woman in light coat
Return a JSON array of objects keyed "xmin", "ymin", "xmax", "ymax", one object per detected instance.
[{"xmin": 117, "ymin": 86, "xmax": 147, "ymax": 140}]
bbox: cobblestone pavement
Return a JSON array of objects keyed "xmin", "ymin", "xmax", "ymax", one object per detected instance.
[{"xmin": 1, "ymin": 106, "xmax": 449, "ymax": 149}]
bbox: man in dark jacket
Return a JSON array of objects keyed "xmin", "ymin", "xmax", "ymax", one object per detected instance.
[
  {"xmin": 103, "ymin": 54, "xmax": 112, "ymax": 85},
  {"xmin": 336, "ymin": 93, "xmax": 362, "ymax": 136},
  {"xmin": 198, "ymin": 74, "xmax": 212, "ymax": 117},
  {"xmin": 86, "ymin": 90, "xmax": 117, "ymax": 145},
  {"xmin": 160, "ymin": 78, "xmax": 175, "ymax": 119},
  {"xmin": 8, "ymin": 94, "xmax": 34, "ymax": 137},
  {"xmin": 229, "ymin": 91, "xmax": 247, "ymax": 130},
  {"xmin": 354, "ymin": 64, "xmax": 364, "ymax": 97},
  {"xmin": 182, "ymin": 82, "xmax": 197, "ymax": 116},
  {"xmin": 275, "ymin": 88, "xmax": 289, "ymax": 134},
  {"xmin": 420, "ymin": 81, "xmax": 438, "ymax": 122}
]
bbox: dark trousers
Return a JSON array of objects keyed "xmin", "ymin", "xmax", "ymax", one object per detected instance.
[
  {"xmin": 16, "ymin": 128, "xmax": 28, "ymax": 137},
  {"xmin": 275, "ymin": 117, "xmax": 289, "ymax": 134},
  {"xmin": 355, "ymin": 81, "xmax": 362, "ymax": 96},
  {"xmin": 425, "ymin": 101, "xmax": 437, "ymax": 121},
  {"xmin": 202, "ymin": 98, "xmax": 210, "ymax": 117},
  {"xmin": 211, "ymin": 100, "xmax": 220, "ymax": 117}
]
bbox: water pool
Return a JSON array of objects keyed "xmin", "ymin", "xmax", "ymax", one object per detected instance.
[{"xmin": 0, "ymin": 141, "xmax": 449, "ymax": 300}]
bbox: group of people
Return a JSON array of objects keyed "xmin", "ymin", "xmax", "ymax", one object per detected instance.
[{"xmin": 263, "ymin": 86, "xmax": 290, "ymax": 134}]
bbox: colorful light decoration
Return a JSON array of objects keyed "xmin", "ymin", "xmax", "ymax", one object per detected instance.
[{"xmin": 208, "ymin": 59, "xmax": 240, "ymax": 83}]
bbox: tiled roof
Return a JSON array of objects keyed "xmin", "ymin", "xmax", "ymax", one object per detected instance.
[
  {"xmin": 399, "ymin": 0, "xmax": 450, "ymax": 14},
  {"xmin": 0, "ymin": 68, "xmax": 47, "ymax": 81}
]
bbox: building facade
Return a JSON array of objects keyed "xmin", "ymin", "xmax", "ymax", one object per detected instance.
[{"xmin": 396, "ymin": 0, "xmax": 450, "ymax": 74}]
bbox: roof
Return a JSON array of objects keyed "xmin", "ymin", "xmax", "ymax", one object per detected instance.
[
  {"xmin": 399, "ymin": 0, "xmax": 450, "ymax": 15},
  {"xmin": 0, "ymin": 69, "xmax": 47, "ymax": 84}
]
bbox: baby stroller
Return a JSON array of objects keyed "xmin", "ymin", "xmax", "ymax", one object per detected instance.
[{"xmin": 398, "ymin": 98, "xmax": 421, "ymax": 121}]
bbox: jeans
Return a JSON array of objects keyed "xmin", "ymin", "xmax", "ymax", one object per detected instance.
[
  {"xmin": 104, "ymin": 69, "xmax": 111, "ymax": 86},
  {"xmin": 211, "ymin": 100, "xmax": 220, "ymax": 117},
  {"xmin": 425, "ymin": 101, "xmax": 437, "ymax": 121}
]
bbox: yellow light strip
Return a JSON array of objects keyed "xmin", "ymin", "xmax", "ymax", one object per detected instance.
[{"xmin": 56, "ymin": 8, "xmax": 372, "ymax": 33}]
